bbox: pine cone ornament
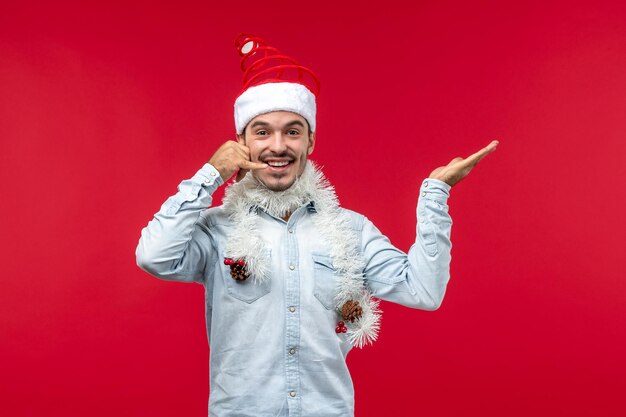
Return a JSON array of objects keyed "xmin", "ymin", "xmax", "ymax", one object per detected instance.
[
  {"xmin": 341, "ymin": 300, "xmax": 363, "ymax": 323},
  {"xmin": 224, "ymin": 258, "xmax": 250, "ymax": 281}
]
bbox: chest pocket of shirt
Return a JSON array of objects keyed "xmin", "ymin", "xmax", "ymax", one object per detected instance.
[
  {"xmin": 312, "ymin": 254, "xmax": 338, "ymax": 310},
  {"xmin": 223, "ymin": 250, "xmax": 272, "ymax": 304}
]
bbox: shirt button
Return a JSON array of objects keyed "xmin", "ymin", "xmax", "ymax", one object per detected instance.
[
  {"xmin": 210, "ymin": 171, "xmax": 216, "ymax": 176},
  {"xmin": 288, "ymin": 229, "xmax": 294, "ymax": 234},
  {"xmin": 289, "ymin": 265, "xmax": 295, "ymax": 271},
  {"xmin": 289, "ymin": 391, "xmax": 296, "ymax": 397},
  {"xmin": 289, "ymin": 306, "xmax": 296, "ymax": 312},
  {"xmin": 421, "ymin": 191, "xmax": 426, "ymax": 197},
  {"xmin": 289, "ymin": 348, "xmax": 296, "ymax": 355},
  {"xmin": 424, "ymin": 180, "xmax": 429, "ymax": 187}
]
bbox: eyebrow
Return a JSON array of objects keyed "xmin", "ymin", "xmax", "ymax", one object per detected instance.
[
  {"xmin": 249, "ymin": 120, "xmax": 306, "ymax": 129},
  {"xmin": 285, "ymin": 120, "xmax": 305, "ymax": 128},
  {"xmin": 250, "ymin": 121, "xmax": 270, "ymax": 129}
]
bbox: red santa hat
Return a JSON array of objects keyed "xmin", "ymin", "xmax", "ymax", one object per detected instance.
[{"xmin": 233, "ymin": 33, "xmax": 320, "ymax": 134}]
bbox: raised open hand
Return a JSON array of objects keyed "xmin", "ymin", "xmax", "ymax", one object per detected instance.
[{"xmin": 429, "ymin": 140, "xmax": 499, "ymax": 187}]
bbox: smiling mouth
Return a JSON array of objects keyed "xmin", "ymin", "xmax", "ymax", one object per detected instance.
[
  {"xmin": 264, "ymin": 159, "xmax": 293, "ymax": 168},
  {"xmin": 268, "ymin": 161, "xmax": 289, "ymax": 167}
]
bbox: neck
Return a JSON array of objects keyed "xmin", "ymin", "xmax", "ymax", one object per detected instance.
[{"xmin": 222, "ymin": 162, "xmax": 322, "ymax": 220}]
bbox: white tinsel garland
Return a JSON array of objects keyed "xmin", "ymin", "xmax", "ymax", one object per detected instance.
[{"xmin": 221, "ymin": 161, "xmax": 382, "ymax": 348}]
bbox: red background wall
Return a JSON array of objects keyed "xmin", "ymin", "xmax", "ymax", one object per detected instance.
[{"xmin": 2, "ymin": 1, "xmax": 625, "ymax": 416}]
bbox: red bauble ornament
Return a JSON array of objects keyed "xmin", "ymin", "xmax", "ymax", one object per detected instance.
[{"xmin": 336, "ymin": 320, "xmax": 348, "ymax": 334}]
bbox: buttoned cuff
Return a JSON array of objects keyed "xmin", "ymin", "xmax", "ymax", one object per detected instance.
[
  {"xmin": 166, "ymin": 164, "xmax": 224, "ymax": 214},
  {"xmin": 419, "ymin": 178, "xmax": 450, "ymax": 203},
  {"xmin": 192, "ymin": 163, "xmax": 225, "ymax": 188}
]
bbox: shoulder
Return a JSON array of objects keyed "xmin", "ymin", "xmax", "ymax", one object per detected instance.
[
  {"xmin": 198, "ymin": 204, "xmax": 231, "ymax": 229},
  {"xmin": 337, "ymin": 207, "xmax": 367, "ymax": 232}
]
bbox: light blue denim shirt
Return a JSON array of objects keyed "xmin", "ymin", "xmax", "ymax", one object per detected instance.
[{"xmin": 136, "ymin": 163, "xmax": 453, "ymax": 417}]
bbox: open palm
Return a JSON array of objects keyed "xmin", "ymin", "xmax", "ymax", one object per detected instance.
[{"xmin": 429, "ymin": 140, "xmax": 499, "ymax": 187}]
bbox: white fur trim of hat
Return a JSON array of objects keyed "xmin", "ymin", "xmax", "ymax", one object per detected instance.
[{"xmin": 234, "ymin": 82, "xmax": 316, "ymax": 134}]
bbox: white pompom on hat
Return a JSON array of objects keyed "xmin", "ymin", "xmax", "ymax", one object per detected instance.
[{"xmin": 233, "ymin": 34, "xmax": 320, "ymax": 135}]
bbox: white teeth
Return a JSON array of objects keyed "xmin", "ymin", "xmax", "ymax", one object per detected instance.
[{"xmin": 268, "ymin": 161, "xmax": 289, "ymax": 167}]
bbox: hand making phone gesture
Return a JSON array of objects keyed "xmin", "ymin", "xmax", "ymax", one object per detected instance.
[{"xmin": 208, "ymin": 141, "xmax": 267, "ymax": 182}]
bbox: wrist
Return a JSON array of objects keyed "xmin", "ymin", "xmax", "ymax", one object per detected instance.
[{"xmin": 202, "ymin": 163, "xmax": 226, "ymax": 186}]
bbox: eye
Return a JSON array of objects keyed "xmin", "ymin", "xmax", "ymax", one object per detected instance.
[
  {"xmin": 287, "ymin": 129, "xmax": 300, "ymax": 135},
  {"xmin": 255, "ymin": 130, "xmax": 268, "ymax": 136}
]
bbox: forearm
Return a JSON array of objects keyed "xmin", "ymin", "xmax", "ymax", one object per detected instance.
[
  {"xmin": 362, "ymin": 178, "xmax": 453, "ymax": 309},
  {"xmin": 406, "ymin": 178, "xmax": 452, "ymax": 309},
  {"xmin": 135, "ymin": 163, "xmax": 223, "ymax": 283}
]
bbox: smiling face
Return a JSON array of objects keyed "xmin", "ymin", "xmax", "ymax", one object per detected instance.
[{"xmin": 238, "ymin": 111, "xmax": 316, "ymax": 191}]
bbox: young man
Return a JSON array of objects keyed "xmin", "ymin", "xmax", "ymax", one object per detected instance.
[{"xmin": 136, "ymin": 34, "xmax": 498, "ymax": 417}]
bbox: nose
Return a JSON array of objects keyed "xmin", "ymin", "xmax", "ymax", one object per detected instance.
[{"xmin": 268, "ymin": 132, "xmax": 287, "ymax": 154}]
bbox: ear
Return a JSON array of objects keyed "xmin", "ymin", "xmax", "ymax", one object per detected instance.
[
  {"xmin": 307, "ymin": 132, "xmax": 316, "ymax": 155},
  {"xmin": 237, "ymin": 133, "xmax": 245, "ymax": 145}
]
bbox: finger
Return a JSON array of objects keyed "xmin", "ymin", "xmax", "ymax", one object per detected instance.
[
  {"xmin": 462, "ymin": 140, "xmax": 499, "ymax": 166},
  {"xmin": 232, "ymin": 143, "xmax": 250, "ymax": 159},
  {"xmin": 240, "ymin": 160, "xmax": 268, "ymax": 171},
  {"xmin": 236, "ymin": 160, "xmax": 267, "ymax": 182},
  {"xmin": 234, "ymin": 141, "xmax": 252, "ymax": 153}
]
